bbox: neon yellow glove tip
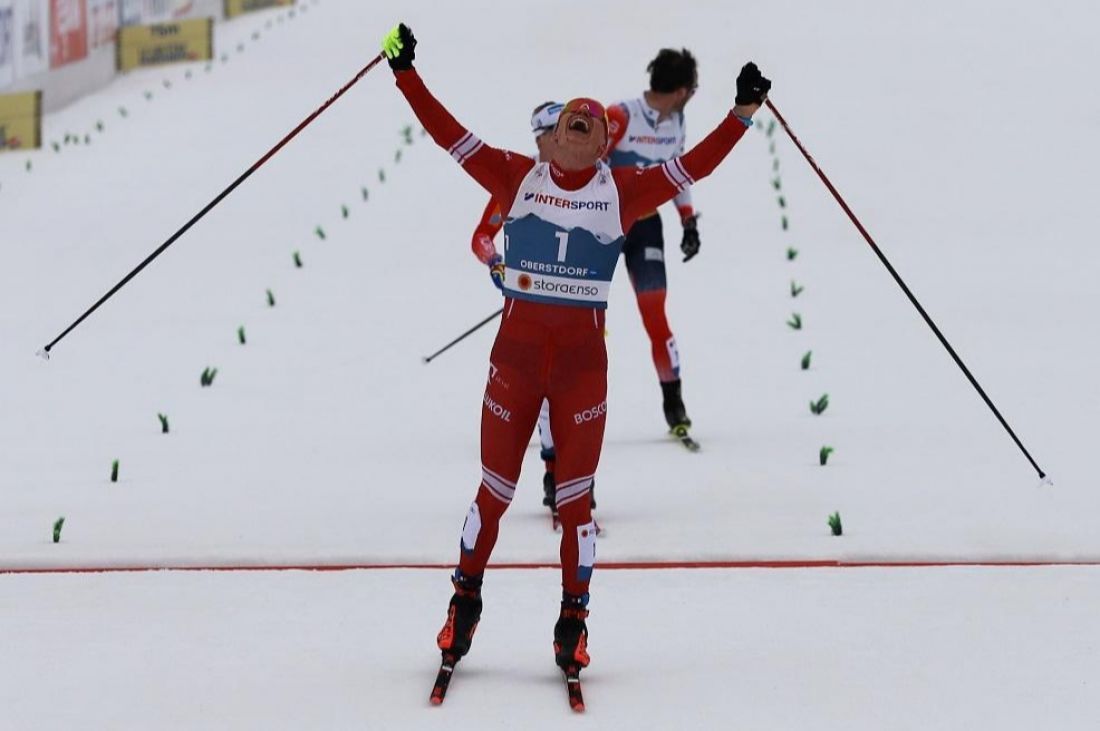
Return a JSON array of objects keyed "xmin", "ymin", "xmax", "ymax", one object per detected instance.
[{"xmin": 382, "ymin": 25, "xmax": 404, "ymax": 58}]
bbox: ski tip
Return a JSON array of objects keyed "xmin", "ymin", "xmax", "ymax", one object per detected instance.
[
  {"xmin": 429, "ymin": 695, "xmax": 444, "ymax": 706},
  {"xmin": 570, "ymin": 700, "xmax": 586, "ymax": 713}
]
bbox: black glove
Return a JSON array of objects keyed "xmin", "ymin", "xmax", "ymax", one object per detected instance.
[
  {"xmin": 735, "ymin": 62, "xmax": 771, "ymax": 106},
  {"xmin": 382, "ymin": 23, "xmax": 417, "ymax": 71},
  {"xmin": 681, "ymin": 214, "xmax": 701, "ymax": 262}
]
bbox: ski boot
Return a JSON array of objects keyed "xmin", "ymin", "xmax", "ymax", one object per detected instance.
[
  {"xmin": 553, "ymin": 593, "xmax": 591, "ymax": 671},
  {"xmin": 436, "ymin": 570, "xmax": 483, "ymax": 662},
  {"xmin": 661, "ymin": 379, "xmax": 692, "ymax": 430}
]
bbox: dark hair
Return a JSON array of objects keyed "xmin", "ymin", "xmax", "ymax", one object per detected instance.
[{"xmin": 647, "ymin": 48, "xmax": 697, "ymax": 94}]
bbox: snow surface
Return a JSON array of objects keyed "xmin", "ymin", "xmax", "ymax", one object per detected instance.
[{"xmin": 1, "ymin": 0, "xmax": 1099, "ymax": 727}]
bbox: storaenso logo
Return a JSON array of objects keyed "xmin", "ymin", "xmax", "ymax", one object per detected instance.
[
  {"xmin": 532, "ymin": 279, "xmax": 599, "ymax": 297},
  {"xmin": 574, "ymin": 400, "xmax": 607, "ymax": 424},
  {"xmin": 484, "ymin": 394, "xmax": 512, "ymax": 422},
  {"xmin": 523, "ymin": 192, "xmax": 610, "ymax": 212}
]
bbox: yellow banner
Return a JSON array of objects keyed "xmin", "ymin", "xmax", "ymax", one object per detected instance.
[
  {"xmin": 224, "ymin": 0, "xmax": 295, "ymax": 19},
  {"xmin": 116, "ymin": 18, "xmax": 214, "ymax": 72},
  {"xmin": 0, "ymin": 91, "xmax": 43, "ymax": 153}
]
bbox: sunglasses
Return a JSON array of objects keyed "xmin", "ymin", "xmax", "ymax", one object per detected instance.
[{"xmin": 562, "ymin": 97, "xmax": 608, "ymax": 125}]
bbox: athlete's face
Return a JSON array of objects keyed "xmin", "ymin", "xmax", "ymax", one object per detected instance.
[{"xmin": 552, "ymin": 99, "xmax": 609, "ymax": 168}]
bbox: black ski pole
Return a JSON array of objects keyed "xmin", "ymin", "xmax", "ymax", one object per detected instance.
[
  {"xmin": 37, "ymin": 53, "xmax": 387, "ymax": 360},
  {"xmin": 423, "ymin": 307, "xmax": 504, "ymax": 364},
  {"xmin": 765, "ymin": 98, "xmax": 1048, "ymax": 482}
]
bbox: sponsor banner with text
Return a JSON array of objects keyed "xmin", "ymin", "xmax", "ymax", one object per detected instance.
[
  {"xmin": 0, "ymin": 0, "xmax": 14, "ymax": 87},
  {"xmin": 49, "ymin": 0, "xmax": 87, "ymax": 68},
  {"xmin": 13, "ymin": 0, "xmax": 48, "ymax": 78},
  {"xmin": 223, "ymin": 0, "xmax": 292, "ymax": 19},
  {"xmin": 120, "ymin": 0, "xmax": 208, "ymax": 26},
  {"xmin": 0, "ymin": 89, "xmax": 41, "ymax": 150},
  {"xmin": 86, "ymin": 0, "xmax": 117, "ymax": 48},
  {"xmin": 116, "ymin": 16, "xmax": 211, "ymax": 71}
]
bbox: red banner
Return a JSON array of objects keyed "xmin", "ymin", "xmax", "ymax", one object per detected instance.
[{"xmin": 49, "ymin": 0, "xmax": 87, "ymax": 68}]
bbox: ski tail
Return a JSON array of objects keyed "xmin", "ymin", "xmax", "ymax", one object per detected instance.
[{"xmin": 430, "ymin": 655, "xmax": 458, "ymax": 705}]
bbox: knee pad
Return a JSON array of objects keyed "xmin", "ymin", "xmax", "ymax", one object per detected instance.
[{"xmin": 460, "ymin": 502, "xmax": 482, "ymax": 555}]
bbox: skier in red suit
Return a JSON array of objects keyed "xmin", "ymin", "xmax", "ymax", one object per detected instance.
[{"xmin": 381, "ymin": 23, "xmax": 770, "ymax": 680}]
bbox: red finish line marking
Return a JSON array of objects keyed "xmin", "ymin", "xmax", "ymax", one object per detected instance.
[{"xmin": 3, "ymin": 559, "xmax": 1100, "ymax": 575}]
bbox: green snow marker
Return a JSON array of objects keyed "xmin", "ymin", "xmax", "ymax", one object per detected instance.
[
  {"xmin": 810, "ymin": 393, "xmax": 829, "ymax": 415},
  {"xmin": 786, "ymin": 247, "xmax": 798, "ymax": 261},
  {"xmin": 53, "ymin": 517, "xmax": 65, "ymax": 543},
  {"xmin": 778, "ymin": 196, "xmax": 786, "ymax": 209},
  {"xmin": 111, "ymin": 459, "xmax": 119, "ymax": 483},
  {"xmin": 781, "ymin": 215, "xmax": 789, "ymax": 231},
  {"xmin": 266, "ymin": 289, "xmax": 276, "ymax": 307},
  {"xmin": 791, "ymin": 281, "xmax": 804, "ymax": 298},
  {"xmin": 801, "ymin": 351, "xmax": 812, "ymax": 371},
  {"xmin": 361, "ymin": 186, "xmax": 369, "ymax": 201},
  {"xmin": 293, "ymin": 251, "xmax": 303, "ymax": 268},
  {"xmin": 315, "ymin": 225, "xmax": 326, "ymax": 240},
  {"xmin": 820, "ymin": 446, "xmax": 835, "ymax": 466},
  {"xmin": 379, "ymin": 169, "xmax": 386, "ymax": 183},
  {"xmin": 395, "ymin": 149, "xmax": 402, "ymax": 163},
  {"xmin": 238, "ymin": 326, "xmax": 247, "ymax": 345},
  {"xmin": 828, "ymin": 511, "xmax": 843, "ymax": 536},
  {"xmin": 787, "ymin": 313, "xmax": 802, "ymax": 330},
  {"xmin": 341, "ymin": 204, "xmax": 349, "ymax": 219},
  {"xmin": 158, "ymin": 413, "xmax": 170, "ymax": 434}
]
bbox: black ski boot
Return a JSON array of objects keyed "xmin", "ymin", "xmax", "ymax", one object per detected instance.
[
  {"xmin": 553, "ymin": 593, "xmax": 591, "ymax": 671},
  {"xmin": 437, "ymin": 570, "xmax": 483, "ymax": 661},
  {"xmin": 542, "ymin": 469, "xmax": 556, "ymax": 509},
  {"xmin": 661, "ymin": 379, "xmax": 692, "ymax": 430}
]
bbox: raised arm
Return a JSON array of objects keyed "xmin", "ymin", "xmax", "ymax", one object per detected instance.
[
  {"xmin": 383, "ymin": 25, "xmax": 534, "ymax": 209},
  {"xmin": 615, "ymin": 63, "xmax": 771, "ymax": 230}
]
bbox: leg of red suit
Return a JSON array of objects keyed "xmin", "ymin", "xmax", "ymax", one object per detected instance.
[
  {"xmin": 457, "ymin": 311, "xmax": 544, "ymax": 579},
  {"xmin": 635, "ymin": 288, "xmax": 679, "ymax": 383},
  {"xmin": 547, "ymin": 309, "xmax": 607, "ymax": 597}
]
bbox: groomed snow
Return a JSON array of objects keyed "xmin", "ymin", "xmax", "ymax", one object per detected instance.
[{"xmin": 1, "ymin": 0, "xmax": 1098, "ymax": 727}]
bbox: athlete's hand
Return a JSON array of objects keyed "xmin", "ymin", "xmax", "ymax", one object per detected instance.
[
  {"xmin": 681, "ymin": 214, "xmax": 701, "ymax": 262},
  {"xmin": 734, "ymin": 62, "xmax": 771, "ymax": 114},
  {"xmin": 381, "ymin": 23, "xmax": 416, "ymax": 71},
  {"xmin": 472, "ymin": 232, "xmax": 497, "ymax": 265},
  {"xmin": 488, "ymin": 254, "xmax": 506, "ymax": 290}
]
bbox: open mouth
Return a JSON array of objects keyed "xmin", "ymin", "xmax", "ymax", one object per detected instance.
[{"xmin": 568, "ymin": 115, "xmax": 592, "ymax": 134}]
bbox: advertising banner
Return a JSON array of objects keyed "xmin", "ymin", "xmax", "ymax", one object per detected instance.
[
  {"xmin": 0, "ymin": 89, "xmax": 41, "ymax": 150},
  {"xmin": 49, "ymin": 0, "xmax": 87, "ymax": 68},
  {"xmin": 223, "ymin": 0, "xmax": 291, "ymax": 19},
  {"xmin": 13, "ymin": 0, "xmax": 48, "ymax": 78},
  {"xmin": 86, "ymin": 0, "xmax": 116, "ymax": 48},
  {"xmin": 116, "ymin": 16, "xmax": 211, "ymax": 71},
  {"xmin": 119, "ymin": 0, "xmax": 200, "ymax": 26},
  {"xmin": 0, "ymin": 1, "xmax": 14, "ymax": 87}
]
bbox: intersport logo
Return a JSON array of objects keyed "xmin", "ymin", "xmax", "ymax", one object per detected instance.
[
  {"xmin": 523, "ymin": 192, "xmax": 610, "ymax": 212},
  {"xmin": 629, "ymin": 134, "xmax": 678, "ymax": 145}
]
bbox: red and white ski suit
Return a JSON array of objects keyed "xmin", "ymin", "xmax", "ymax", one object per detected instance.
[{"xmin": 395, "ymin": 69, "xmax": 749, "ymax": 596}]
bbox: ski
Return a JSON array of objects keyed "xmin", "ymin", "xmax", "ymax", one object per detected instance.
[
  {"xmin": 563, "ymin": 666, "xmax": 585, "ymax": 712},
  {"xmin": 671, "ymin": 424, "xmax": 701, "ymax": 452},
  {"xmin": 429, "ymin": 655, "xmax": 458, "ymax": 706}
]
